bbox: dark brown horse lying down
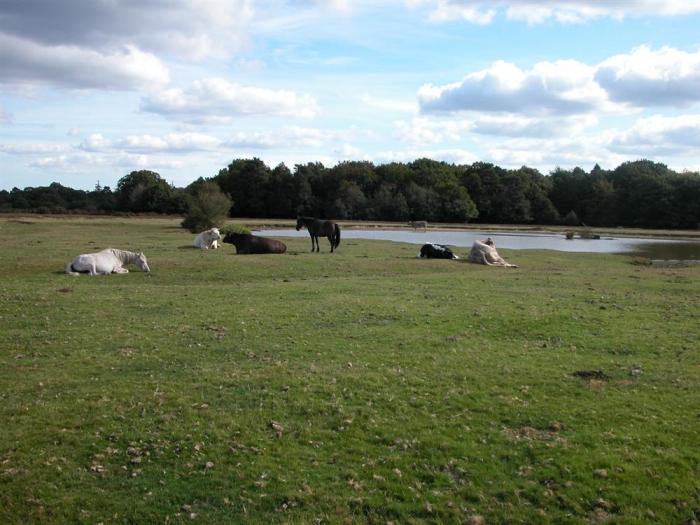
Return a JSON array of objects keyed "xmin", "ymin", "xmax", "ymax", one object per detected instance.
[{"xmin": 223, "ymin": 233, "xmax": 287, "ymax": 254}]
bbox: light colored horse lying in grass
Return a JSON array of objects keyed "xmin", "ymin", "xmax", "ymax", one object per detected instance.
[
  {"xmin": 468, "ymin": 238, "xmax": 518, "ymax": 268},
  {"xmin": 65, "ymin": 248, "xmax": 150, "ymax": 276},
  {"xmin": 193, "ymin": 227, "xmax": 221, "ymax": 249}
]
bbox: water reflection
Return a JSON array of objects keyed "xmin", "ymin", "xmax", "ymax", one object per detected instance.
[{"xmin": 256, "ymin": 228, "xmax": 700, "ymax": 260}]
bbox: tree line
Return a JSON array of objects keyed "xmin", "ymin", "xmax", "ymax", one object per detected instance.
[{"xmin": 2, "ymin": 158, "xmax": 699, "ymax": 229}]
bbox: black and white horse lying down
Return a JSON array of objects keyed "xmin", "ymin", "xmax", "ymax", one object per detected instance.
[
  {"xmin": 418, "ymin": 243, "xmax": 458, "ymax": 259},
  {"xmin": 418, "ymin": 238, "xmax": 518, "ymax": 267}
]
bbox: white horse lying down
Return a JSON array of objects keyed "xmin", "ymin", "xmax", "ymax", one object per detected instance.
[
  {"xmin": 65, "ymin": 248, "xmax": 150, "ymax": 276},
  {"xmin": 193, "ymin": 227, "xmax": 221, "ymax": 249},
  {"xmin": 468, "ymin": 238, "xmax": 518, "ymax": 268}
]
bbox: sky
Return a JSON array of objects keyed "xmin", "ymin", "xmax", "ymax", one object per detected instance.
[{"xmin": 2, "ymin": 0, "xmax": 700, "ymax": 191}]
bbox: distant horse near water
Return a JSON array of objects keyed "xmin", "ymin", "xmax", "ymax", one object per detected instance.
[
  {"xmin": 409, "ymin": 220, "xmax": 428, "ymax": 231},
  {"xmin": 65, "ymin": 248, "xmax": 150, "ymax": 276},
  {"xmin": 296, "ymin": 216, "xmax": 341, "ymax": 252}
]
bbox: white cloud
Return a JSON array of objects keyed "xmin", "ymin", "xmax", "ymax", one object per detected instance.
[
  {"xmin": 77, "ymin": 131, "xmax": 223, "ymax": 153},
  {"xmin": 484, "ymin": 135, "xmax": 626, "ymax": 171},
  {"xmin": 608, "ymin": 114, "xmax": 700, "ymax": 156},
  {"xmin": 0, "ymin": 0, "xmax": 253, "ymax": 91},
  {"xmin": 376, "ymin": 148, "xmax": 479, "ymax": 165},
  {"xmin": 114, "ymin": 153, "xmax": 185, "ymax": 170},
  {"xmin": 596, "ymin": 46, "xmax": 700, "ymax": 107},
  {"xmin": 73, "ymin": 127, "xmax": 355, "ymax": 157},
  {"xmin": 224, "ymin": 126, "xmax": 356, "ymax": 149},
  {"xmin": 0, "ymin": 0, "xmax": 254, "ymax": 60},
  {"xmin": 116, "ymin": 135, "xmax": 170, "ymax": 152},
  {"xmin": 419, "ymin": 45, "xmax": 700, "ymax": 120},
  {"xmin": 141, "ymin": 78, "xmax": 319, "ymax": 123},
  {"xmin": 0, "ymin": 34, "xmax": 169, "ymax": 91},
  {"xmin": 0, "ymin": 104, "xmax": 12, "ymax": 123},
  {"xmin": 26, "ymin": 150, "xmax": 187, "ymax": 172},
  {"xmin": 28, "ymin": 152, "xmax": 105, "ymax": 170},
  {"xmin": 226, "ymin": 128, "xmax": 323, "ymax": 149},
  {"xmin": 0, "ymin": 142, "xmax": 70, "ymax": 155},
  {"xmin": 426, "ymin": 1, "xmax": 496, "ymax": 23},
  {"xmin": 397, "ymin": 114, "xmax": 597, "ymax": 144},
  {"xmin": 161, "ymin": 132, "xmax": 221, "ymax": 152},
  {"xmin": 396, "ymin": 117, "xmax": 473, "ymax": 144},
  {"xmin": 409, "ymin": 1, "xmax": 700, "ymax": 24},
  {"xmin": 360, "ymin": 94, "xmax": 417, "ymax": 114},
  {"xmin": 419, "ymin": 59, "xmax": 606, "ymax": 116},
  {"xmin": 333, "ymin": 143, "xmax": 364, "ymax": 159},
  {"xmin": 79, "ymin": 133, "xmax": 112, "ymax": 152}
]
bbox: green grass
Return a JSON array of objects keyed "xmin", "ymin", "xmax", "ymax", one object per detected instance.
[{"xmin": 1, "ymin": 216, "xmax": 699, "ymax": 524}]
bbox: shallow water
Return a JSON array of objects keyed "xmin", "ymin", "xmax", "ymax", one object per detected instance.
[{"xmin": 255, "ymin": 228, "xmax": 700, "ymax": 260}]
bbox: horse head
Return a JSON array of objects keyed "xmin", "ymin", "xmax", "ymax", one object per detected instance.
[
  {"xmin": 223, "ymin": 232, "xmax": 241, "ymax": 245},
  {"xmin": 209, "ymin": 227, "xmax": 222, "ymax": 240},
  {"xmin": 484, "ymin": 237, "xmax": 495, "ymax": 247},
  {"xmin": 295, "ymin": 217, "xmax": 303, "ymax": 231},
  {"xmin": 136, "ymin": 252, "xmax": 150, "ymax": 272}
]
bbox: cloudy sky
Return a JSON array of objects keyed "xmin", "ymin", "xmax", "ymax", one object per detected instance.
[{"xmin": 2, "ymin": 0, "xmax": 700, "ymax": 190}]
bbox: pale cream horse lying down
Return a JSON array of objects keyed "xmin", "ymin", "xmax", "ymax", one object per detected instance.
[
  {"xmin": 468, "ymin": 238, "xmax": 518, "ymax": 268},
  {"xmin": 193, "ymin": 227, "xmax": 221, "ymax": 249},
  {"xmin": 65, "ymin": 248, "xmax": 150, "ymax": 276}
]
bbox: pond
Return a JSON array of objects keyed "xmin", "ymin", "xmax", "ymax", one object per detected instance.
[{"xmin": 254, "ymin": 228, "xmax": 700, "ymax": 261}]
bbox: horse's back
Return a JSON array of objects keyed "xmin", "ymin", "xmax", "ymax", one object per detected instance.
[
  {"xmin": 68, "ymin": 249, "xmax": 118, "ymax": 274},
  {"xmin": 225, "ymin": 233, "xmax": 286, "ymax": 254},
  {"xmin": 320, "ymin": 219, "xmax": 337, "ymax": 236}
]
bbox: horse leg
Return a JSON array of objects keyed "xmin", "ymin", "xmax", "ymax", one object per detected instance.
[
  {"xmin": 328, "ymin": 235, "xmax": 334, "ymax": 252},
  {"xmin": 315, "ymin": 236, "xmax": 320, "ymax": 252},
  {"xmin": 310, "ymin": 235, "xmax": 315, "ymax": 252}
]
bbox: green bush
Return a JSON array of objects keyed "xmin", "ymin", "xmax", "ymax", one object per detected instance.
[
  {"xmin": 181, "ymin": 182, "xmax": 232, "ymax": 233},
  {"xmin": 220, "ymin": 223, "xmax": 251, "ymax": 236},
  {"xmin": 562, "ymin": 209, "xmax": 580, "ymax": 226}
]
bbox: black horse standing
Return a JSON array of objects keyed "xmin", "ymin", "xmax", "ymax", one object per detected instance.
[{"xmin": 296, "ymin": 216, "xmax": 341, "ymax": 252}]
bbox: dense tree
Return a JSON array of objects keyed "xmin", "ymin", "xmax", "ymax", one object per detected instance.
[
  {"xmin": 0, "ymin": 190, "xmax": 9, "ymax": 211},
  {"xmin": 116, "ymin": 170, "xmax": 182, "ymax": 213},
  {"xmin": 4, "ymin": 157, "xmax": 700, "ymax": 229},
  {"xmin": 215, "ymin": 158, "xmax": 271, "ymax": 217},
  {"xmin": 403, "ymin": 182, "xmax": 440, "ymax": 221},
  {"xmin": 293, "ymin": 162, "xmax": 327, "ymax": 217},
  {"xmin": 368, "ymin": 183, "xmax": 409, "ymax": 220},
  {"xmin": 461, "ymin": 162, "xmax": 510, "ymax": 223},
  {"xmin": 265, "ymin": 163, "xmax": 296, "ymax": 219},
  {"xmin": 330, "ymin": 180, "xmax": 368, "ymax": 219},
  {"xmin": 610, "ymin": 161, "xmax": 675, "ymax": 228},
  {"xmin": 672, "ymin": 174, "xmax": 700, "ymax": 229}
]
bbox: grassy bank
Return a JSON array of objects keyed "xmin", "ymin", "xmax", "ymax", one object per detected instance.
[{"xmin": 1, "ymin": 216, "xmax": 698, "ymax": 524}]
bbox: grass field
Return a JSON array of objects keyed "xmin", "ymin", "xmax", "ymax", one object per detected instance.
[{"xmin": 1, "ymin": 216, "xmax": 699, "ymax": 524}]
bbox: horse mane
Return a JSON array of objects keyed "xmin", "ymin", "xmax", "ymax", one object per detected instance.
[{"xmin": 109, "ymin": 248, "xmax": 139, "ymax": 263}]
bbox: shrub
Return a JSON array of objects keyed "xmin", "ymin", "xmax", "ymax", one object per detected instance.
[
  {"xmin": 181, "ymin": 182, "xmax": 232, "ymax": 233},
  {"xmin": 562, "ymin": 210, "xmax": 580, "ymax": 226},
  {"xmin": 220, "ymin": 224, "xmax": 251, "ymax": 236}
]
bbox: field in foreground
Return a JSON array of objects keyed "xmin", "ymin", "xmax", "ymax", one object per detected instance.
[{"xmin": 1, "ymin": 216, "xmax": 698, "ymax": 524}]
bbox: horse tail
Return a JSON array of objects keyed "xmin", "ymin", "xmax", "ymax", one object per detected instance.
[
  {"xmin": 65, "ymin": 261, "xmax": 80, "ymax": 276},
  {"xmin": 334, "ymin": 223, "xmax": 341, "ymax": 249}
]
